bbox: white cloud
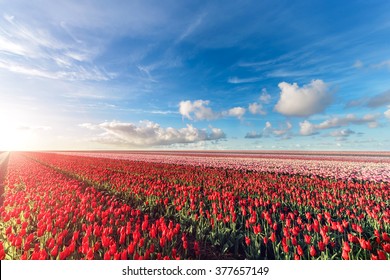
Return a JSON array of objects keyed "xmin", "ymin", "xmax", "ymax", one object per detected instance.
[
  {"xmin": 299, "ymin": 114, "xmax": 378, "ymax": 136},
  {"xmin": 224, "ymin": 107, "xmax": 246, "ymax": 119},
  {"xmin": 374, "ymin": 60, "xmax": 390, "ymax": 69},
  {"xmin": 273, "ymin": 121, "xmax": 292, "ymax": 136},
  {"xmin": 245, "ymin": 121, "xmax": 291, "ymax": 139},
  {"xmin": 78, "ymin": 123, "xmax": 98, "ymax": 130},
  {"xmin": 299, "ymin": 120, "xmax": 317, "ymax": 136},
  {"xmin": 274, "ymin": 79, "xmax": 332, "ymax": 117},
  {"xmin": 0, "ymin": 60, "xmax": 113, "ymax": 81},
  {"xmin": 346, "ymin": 90, "xmax": 390, "ymax": 109},
  {"xmin": 228, "ymin": 76, "xmax": 262, "ymax": 84},
  {"xmin": 179, "ymin": 100, "xmax": 246, "ymax": 120},
  {"xmin": 178, "ymin": 100, "xmax": 218, "ymax": 121},
  {"xmin": 0, "ymin": 12, "xmax": 113, "ymax": 82},
  {"xmin": 175, "ymin": 13, "xmax": 205, "ymax": 43},
  {"xmin": 248, "ymin": 88, "xmax": 270, "ymax": 115},
  {"xmin": 315, "ymin": 114, "xmax": 377, "ymax": 129},
  {"xmin": 366, "ymin": 90, "xmax": 390, "ymax": 108},
  {"xmin": 259, "ymin": 88, "xmax": 271, "ymax": 103},
  {"xmin": 81, "ymin": 120, "xmax": 225, "ymax": 147},
  {"xmin": 330, "ymin": 129, "xmax": 355, "ymax": 137},
  {"xmin": 353, "ymin": 60, "xmax": 363, "ymax": 68},
  {"xmin": 248, "ymin": 102, "xmax": 266, "ymax": 115},
  {"xmin": 385, "ymin": 106, "xmax": 390, "ymax": 119}
]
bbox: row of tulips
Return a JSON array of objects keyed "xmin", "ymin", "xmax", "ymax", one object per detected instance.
[
  {"xmin": 7, "ymin": 151, "xmax": 387, "ymax": 260},
  {"xmin": 0, "ymin": 153, "xmax": 196, "ymax": 260},
  {"xmin": 58, "ymin": 151, "xmax": 390, "ymax": 182}
]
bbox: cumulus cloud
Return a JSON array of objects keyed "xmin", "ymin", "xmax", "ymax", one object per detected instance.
[
  {"xmin": 179, "ymin": 100, "xmax": 218, "ymax": 120},
  {"xmin": 224, "ymin": 107, "xmax": 246, "ymax": 119},
  {"xmin": 274, "ymin": 79, "xmax": 332, "ymax": 117},
  {"xmin": 80, "ymin": 120, "xmax": 226, "ymax": 147},
  {"xmin": 299, "ymin": 120, "xmax": 317, "ymax": 136},
  {"xmin": 248, "ymin": 102, "xmax": 266, "ymax": 115},
  {"xmin": 179, "ymin": 100, "xmax": 246, "ymax": 120},
  {"xmin": 259, "ymin": 88, "xmax": 271, "ymax": 104},
  {"xmin": 299, "ymin": 114, "xmax": 378, "ymax": 136},
  {"xmin": 248, "ymin": 88, "xmax": 271, "ymax": 115}
]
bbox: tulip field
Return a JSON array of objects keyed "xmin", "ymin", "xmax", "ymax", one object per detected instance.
[{"xmin": 0, "ymin": 151, "xmax": 389, "ymax": 260}]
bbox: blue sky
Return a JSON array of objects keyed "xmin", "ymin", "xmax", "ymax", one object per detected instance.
[{"xmin": 0, "ymin": 0, "xmax": 390, "ymax": 150}]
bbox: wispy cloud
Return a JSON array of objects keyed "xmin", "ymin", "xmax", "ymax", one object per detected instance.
[
  {"xmin": 353, "ymin": 60, "xmax": 363, "ymax": 68},
  {"xmin": 366, "ymin": 90, "xmax": 390, "ymax": 108},
  {"xmin": 346, "ymin": 90, "xmax": 390, "ymax": 109},
  {"xmin": 228, "ymin": 76, "xmax": 262, "ymax": 84},
  {"xmin": 266, "ymin": 69, "xmax": 314, "ymax": 78},
  {"xmin": 0, "ymin": 12, "xmax": 114, "ymax": 81},
  {"xmin": 299, "ymin": 114, "xmax": 378, "ymax": 136},
  {"xmin": 373, "ymin": 59, "xmax": 390, "ymax": 69},
  {"xmin": 245, "ymin": 121, "xmax": 292, "ymax": 139},
  {"xmin": 175, "ymin": 13, "xmax": 205, "ymax": 44},
  {"xmin": 329, "ymin": 128, "xmax": 355, "ymax": 138}
]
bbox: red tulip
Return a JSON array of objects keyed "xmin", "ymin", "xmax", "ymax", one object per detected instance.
[
  {"xmin": 309, "ymin": 246, "xmax": 316, "ymax": 257},
  {"xmin": 245, "ymin": 236, "xmax": 251, "ymax": 246},
  {"xmin": 270, "ymin": 232, "xmax": 276, "ymax": 243},
  {"xmin": 194, "ymin": 241, "xmax": 200, "ymax": 256},
  {"xmin": 297, "ymin": 245, "xmax": 303, "ymax": 256},
  {"xmin": 50, "ymin": 245, "xmax": 59, "ymax": 258},
  {"xmin": 304, "ymin": 234, "xmax": 311, "ymax": 244},
  {"xmin": 104, "ymin": 251, "xmax": 111, "ymax": 260},
  {"xmin": 382, "ymin": 243, "xmax": 390, "ymax": 253},
  {"xmin": 342, "ymin": 249, "xmax": 349, "ymax": 260},
  {"xmin": 127, "ymin": 243, "xmax": 135, "ymax": 255},
  {"xmin": 343, "ymin": 241, "xmax": 351, "ymax": 252},
  {"xmin": 383, "ymin": 233, "xmax": 390, "ymax": 242},
  {"xmin": 0, "ymin": 242, "xmax": 5, "ymax": 260},
  {"xmin": 87, "ymin": 248, "xmax": 94, "ymax": 260},
  {"xmin": 318, "ymin": 241, "xmax": 325, "ymax": 252},
  {"xmin": 253, "ymin": 224, "xmax": 261, "ymax": 235}
]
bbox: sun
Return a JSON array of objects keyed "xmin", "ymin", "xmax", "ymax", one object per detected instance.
[
  {"xmin": 0, "ymin": 108, "xmax": 37, "ymax": 151},
  {"xmin": 0, "ymin": 124, "xmax": 27, "ymax": 151}
]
